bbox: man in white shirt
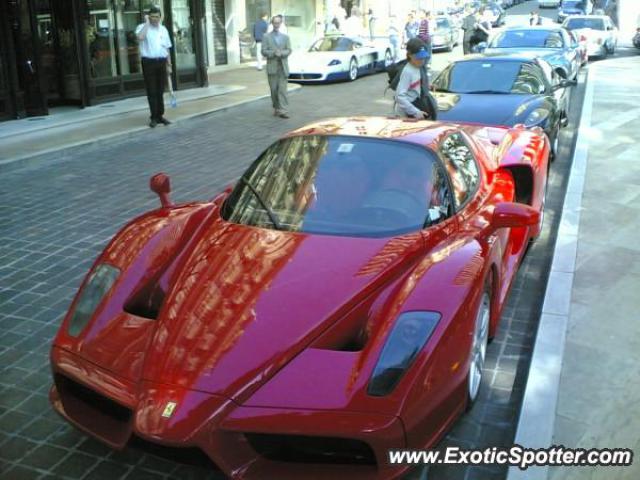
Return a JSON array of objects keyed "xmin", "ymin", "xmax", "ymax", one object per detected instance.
[{"xmin": 136, "ymin": 6, "xmax": 173, "ymax": 128}]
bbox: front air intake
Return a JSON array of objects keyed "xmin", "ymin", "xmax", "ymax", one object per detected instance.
[{"xmin": 245, "ymin": 433, "xmax": 377, "ymax": 466}]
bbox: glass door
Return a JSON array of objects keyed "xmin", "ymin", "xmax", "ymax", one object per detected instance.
[
  {"xmin": 8, "ymin": 0, "xmax": 48, "ymax": 116},
  {"xmin": 165, "ymin": 0, "xmax": 206, "ymax": 89},
  {"xmin": 86, "ymin": 0, "xmax": 118, "ymax": 80}
]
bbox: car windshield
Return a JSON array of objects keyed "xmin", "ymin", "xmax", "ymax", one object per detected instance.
[
  {"xmin": 436, "ymin": 18, "xmax": 449, "ymax": 29},
  {"xmin": 562, "ymin": 1, "xmax": 582, "ymax": 8},
  {"xmin": 310, "ymin": 37, "xmax": 353, "ymax": 52},
  {"xmin": 565, "ymin": 18, "xmax": 604, "ymax": 30},
  {"xmin": 434, "ymin": 61, "xmax": 545, "ymax": 94},
  {"xmin": 490, "ymin": 29, "xmax": 564, "ymax": 48},
  {"xmin": 222, "ymin": 135, "xmax": 448, "ymax": 237}
]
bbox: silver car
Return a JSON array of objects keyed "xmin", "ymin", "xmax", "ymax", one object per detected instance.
[
  {"xmin": 563, "ymin": 15, "xmax": 618, "ymax": 58},
  {"xmin": 431, "ymin": 16, "xmax": 460, "ymax": 52}
]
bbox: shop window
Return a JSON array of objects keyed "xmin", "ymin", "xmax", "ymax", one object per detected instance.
[{"xmin": 115, "ymin": 0, "xmax": 143, "ymax": 76}]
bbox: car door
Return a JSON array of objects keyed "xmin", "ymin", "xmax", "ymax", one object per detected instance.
[
  {"xmin": 353, "ymin": 39, "xmax": 374, "ymax": 71},
  {"xmin": 536, "ymin": 59, "xmax": 564, "ymax": 123}
]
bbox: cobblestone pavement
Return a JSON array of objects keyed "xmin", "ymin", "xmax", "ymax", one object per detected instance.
[{"xmin": 0, "ymin": 62, "xmax": 585, "ymax": 479}]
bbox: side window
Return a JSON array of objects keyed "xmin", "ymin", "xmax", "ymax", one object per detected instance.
[
  {"xmin": 439, "ymin": 133, "xmax": 480, "ymax": 208},
  {"xmin": 426, "ymin": 162, "xmax": 455, "ymax": 225}
]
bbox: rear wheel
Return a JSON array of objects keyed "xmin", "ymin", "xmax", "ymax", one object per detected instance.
[
  {"xmin": 467, "ymin": 287, "xmax": 491, "ymax": 407},
  {"xmin": 348, "ymin": 58, "xmax": 358, "ymax": 81}
]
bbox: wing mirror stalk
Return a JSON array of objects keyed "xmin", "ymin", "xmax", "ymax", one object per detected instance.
[{"xmin": 150, "ymin": 173, "xmax": 173, "ymax": 208}]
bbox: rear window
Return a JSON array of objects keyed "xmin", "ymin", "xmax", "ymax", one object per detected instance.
[{"xmin": 490, "ymin": 29, "xmax": 564, "ymax": 48}]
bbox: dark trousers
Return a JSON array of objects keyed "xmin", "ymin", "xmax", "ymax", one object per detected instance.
[
  {"xmin": 141, "ymin": 57, "xmax": 167, "ymax": 121},
  {"xmin": 463, "ymin": 34, "xmax": 473, "ymax": 55}
]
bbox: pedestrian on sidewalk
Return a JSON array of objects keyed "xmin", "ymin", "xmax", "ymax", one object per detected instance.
[
  {"xmin": 417, "ymin": 10, "xmax": 433, "ymax": 67},
  {"xmin": 262, "ymin": 15, "xmax": 292, "ymax": 119},
  {"xmin": 253, "ymin": 12, "xmax": 269, "ymax": 70},
  {"xmin": 136, "ymin": 6, "xmax": 173, "ymax": 128},
  {"xmin": 388, "ymin": 14, "xmax": 402, "ymax": 62}
]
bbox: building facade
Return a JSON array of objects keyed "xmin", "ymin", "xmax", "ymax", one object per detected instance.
[{"xmin": 0, "ymin": 0, "xmax": 328, "ymax": 120}]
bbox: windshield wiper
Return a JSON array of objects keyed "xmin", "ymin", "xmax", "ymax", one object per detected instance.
[
  {"xmin": 238, "ymin": 177, "xmax": 283, "ymax": 230},
  {"xmin": 464, "ymin": 90, "xmax": 510, "ymax": 94}
]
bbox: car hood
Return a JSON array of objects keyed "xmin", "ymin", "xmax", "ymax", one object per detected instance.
[
  {"xmin": 434, "ymin": 92, "xmax": 537, "ymax": 126},
  {"xmin": 126, "ymin": 219, "xmax": 424, "ymax": 402},
  {"xmin": 570, "ymin": 28, "xmax": 605, "ymax": 40}
]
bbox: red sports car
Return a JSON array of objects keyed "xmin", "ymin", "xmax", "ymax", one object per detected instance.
[{"xmin": 50, "ymin": 117, "xmax": 549, "ymax": 479}]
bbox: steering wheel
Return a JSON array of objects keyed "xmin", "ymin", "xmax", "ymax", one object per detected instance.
[{"xmin": 354, "ymin": 188, "xmax": 427, "ymax": 227}]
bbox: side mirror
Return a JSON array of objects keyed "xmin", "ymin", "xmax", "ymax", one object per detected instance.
[
  {"xmin": 554, "ymin": 79, "xmax": 577, "ymax": 90},
  {"xmin": 150, "ymin": 172, "xmax": 173, "ymax": 208},
  {"xmin": 492, "ymin": 202, "xmax": 539, "ymax": 230}
]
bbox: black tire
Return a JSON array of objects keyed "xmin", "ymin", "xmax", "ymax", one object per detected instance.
[{"xmin": 348, "ymin": 58, "xmax": 358, "ymax": 81}]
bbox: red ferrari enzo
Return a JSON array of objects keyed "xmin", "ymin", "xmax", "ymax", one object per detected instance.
[{"xmin": 50, "ymin": 117, "xmax": 548, "ymax": 479}]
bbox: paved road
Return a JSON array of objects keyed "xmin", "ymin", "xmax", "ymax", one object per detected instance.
[{"xmin": 0, "ymin": 4, "xmax": 586, "ymax": 479}]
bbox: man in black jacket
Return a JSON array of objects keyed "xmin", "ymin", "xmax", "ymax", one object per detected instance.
[{"xmin": 461, "ymin": 7, "xmax": 476, "ymax": 55}]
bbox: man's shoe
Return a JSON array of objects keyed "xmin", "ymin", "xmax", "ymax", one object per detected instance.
[
  {"xmin": 159, "ymin": 117, "xmax": 172, "ymax": 125},
  {"xmin": 279, "ymin": 112, "xmax": 290, "ymax": 119},
  {"xmin": 149, "ymin": 120, "xmax": 157, "ymax": 128}
]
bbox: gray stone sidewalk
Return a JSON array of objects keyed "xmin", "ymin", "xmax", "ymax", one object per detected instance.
[
  {"xmin": 550, "ymin": 54, "xmax": 640, "ymax": 480},
  {"xmin": 509, "ymin": 51, "xmax": 640, "ymax": 480},
  {"xmin": 0, "ymin": 66, "xmax": 300, "ymax": 168}
]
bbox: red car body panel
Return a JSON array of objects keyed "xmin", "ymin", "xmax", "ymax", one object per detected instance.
[{"xmin": 50, "ymin": 117, "xmax": 548, "ymax": 479}]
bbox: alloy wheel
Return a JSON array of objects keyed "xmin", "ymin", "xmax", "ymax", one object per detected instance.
[
  {"xmin": 349, "ymin": 59, "xmax": 358, "ymax": 81},
  {"xmin": 468, "ymin": 291, "xmax": 490, "ymax": 403}
]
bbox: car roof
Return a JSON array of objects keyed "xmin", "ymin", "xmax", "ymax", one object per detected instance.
[
  {"xmin": 564, "ymin": 15, "xmax": 609, "ymax": 20},
  {"xmin": 286, "ymin": 117, "xmax": 470, "ymax": 148},
  {"xmin": 454, "ymin": 52, "xmax": 543, "ymax": 63},
  {"xmin": 500, "ymin": 25, "xmax": 565, "ymax": 33}
]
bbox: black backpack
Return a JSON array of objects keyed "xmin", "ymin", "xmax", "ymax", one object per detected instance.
[
  {"xmin": 385, "ymin": 60, "xmax": 437, "ymax": 120},
  {"xmin": 386, "ymin": 59, "xmax": 408, "ymax": 92}
]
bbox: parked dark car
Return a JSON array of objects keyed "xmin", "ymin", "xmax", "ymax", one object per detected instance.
[
  {"xmin": 431, "ymin": 54, "xmax": 576, "ymax": 159},
  {"xmin": 557, "ymin": 0, "xmax": 591, "ymax": 23},
  {"xmin": 484, "ymin": 26, "xmax": 582, "ymax": 80}
]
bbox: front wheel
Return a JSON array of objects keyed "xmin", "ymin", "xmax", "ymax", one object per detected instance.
[
  {"xmin": 467, "ymin": 287, "xmax": 491, "ymax": 407},
  {"xmin": 348, "ymin": 58, "xmax": 358, "ymax": 81}
]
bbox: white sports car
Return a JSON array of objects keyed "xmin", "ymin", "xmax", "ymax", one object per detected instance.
[{"xmin": 288, "ymin": 35, "xmax": 393, "ymax": 83}]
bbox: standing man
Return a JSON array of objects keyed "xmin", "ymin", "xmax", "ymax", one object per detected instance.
[
  {"xmin": 136, "ymin": 6, "xmax": 173, "ymax": 128},
  {"xmin": 461, "ymin": 6, "xmax": 476, "ymax": 55},
  {"xmin": 262, "ymin": 15, "xmax": 292, "ymax": 119},
  {"xmin": 417, "ymin": 10, "xmax": 433, "ymax": 67},
  {"xmin": 253, "ymin": 12, "xmax": 269, "ymax": 70}
]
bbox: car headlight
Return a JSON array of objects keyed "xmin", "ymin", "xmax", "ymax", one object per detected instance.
[
  {"xmin": 524, "ymin": 108, "xmax": 550, "ymax": 127},
  {"xmin": 67, "ymin": 264, "xmax": 120, "ymax": 336},
  {"xmin": 367, "ymin": 311, "xmax": 440, "ymax": 397},
  {"xmin": 328, "ymin": 59, "xmax": 342, "ymax": 66}
]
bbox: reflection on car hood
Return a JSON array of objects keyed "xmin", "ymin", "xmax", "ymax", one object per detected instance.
[
  {"xmin": 570, "ymin": 28, "xmax": 605, "ymax": 40},
  {"xmin": 434, "ymin": 92, "xmax": 538, "ymax": 126}
]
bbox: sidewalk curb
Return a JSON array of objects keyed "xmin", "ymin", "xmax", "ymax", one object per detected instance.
[
  {"xmin": 506, "ymin": 65, "xmax": 596, "ymax": 480},
  {"xmin": 0, "ymin": 85, "xmax": 301, "ymax": 174}
]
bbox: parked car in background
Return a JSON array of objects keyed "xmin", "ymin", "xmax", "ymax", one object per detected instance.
[
  {"xmin": 634, "ymin": 28, "xmax": 640, "ymax": 50},
  {"xmin": 557, "ymin": 0, "xmax": 592, "ymax": 23},
  {"xmin": 562, "ymin": 15, "xmax": 618, "ymax": 58},
  {"xmin": 538, "ymin": 0, "xmax": 561, "ymax": 8},
  {"xmin": 288, "ymin": 35, "xmax": 393, "ymax": 83},
  {"xmin": 485, "ymin": 26, "xmax": 582, "ymax": 80},
  {"xmin": 431, "ymin": 16, "xmax": 460, "ymax": 52},
  {"xmin": 432, "ymin": 54, "xmax": 575, "ymax": 159}
]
